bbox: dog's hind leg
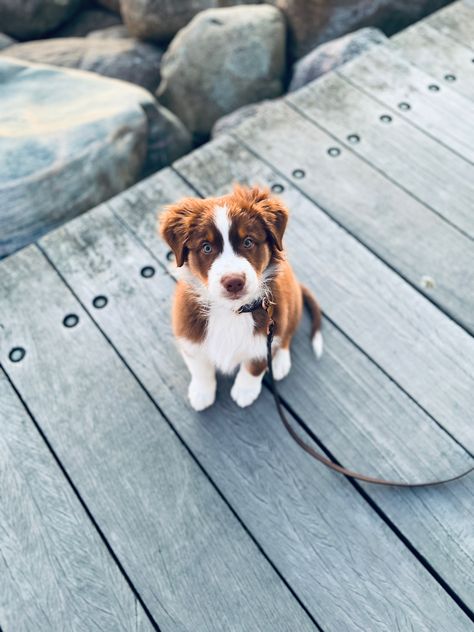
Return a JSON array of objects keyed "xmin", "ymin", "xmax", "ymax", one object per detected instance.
[{"xmin": 272, "ymin": 346, "xmax": 292, "ymax": 381}]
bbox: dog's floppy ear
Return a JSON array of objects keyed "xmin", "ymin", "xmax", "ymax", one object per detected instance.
[
  {"xmin": 253, "ymin": 187, "xmax": 289, "ymax": 251},
  {"xmin": 159, "ymin": 199, "xmax": 196, "ymax": 267}
]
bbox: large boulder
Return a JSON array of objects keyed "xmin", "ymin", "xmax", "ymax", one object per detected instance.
[
  {"xmin": 3, "ymin": 37, "xmax": 163, "ymax": 92},
  {"xmin": 289, "ymin": 27, "xmax": 387, "ymax": 91},
  {"xmin": 157, "ymin": 5, "xmax": 286, "ymax": 139},
  {"xmin": 53, "ymin": 8, "xmax": 122, "ymax": 38},
  {"xmin": 277, "ymin": 0, "xmax": 451, "ymax": 59},
  {"xmin": 121, "ymin": 0, "xmax": 263, "ymax": 43},
  {"xmin": 0, "ymin": 32, "xmax": 14, "ymax": 50},
  {"xmin": 0, "ymin": 57, "xmax": 191, "ymax": 257},
  {"xmin": 95, "ymin": 0, "xmax": 121, "ymax": 12},
  {"xmin": 0, "ymin": 0, "xmax": 82, "ymax": 39},
  {"xmin": 121, "ymin": 0, "xmax": 216, "ymax": 42},
  {"xmin": 87, "ymin": 25, "xmax": 131, "ymax": 39}
]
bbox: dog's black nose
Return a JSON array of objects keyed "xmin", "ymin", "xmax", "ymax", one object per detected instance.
[{"xmin": 221, "ymin": 274, "xmax": 245, "ymax": 295}]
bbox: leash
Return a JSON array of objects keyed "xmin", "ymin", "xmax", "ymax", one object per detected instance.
[{"xmin": 243, "ymin": 298, "xmax": 474, "ymax": 487}]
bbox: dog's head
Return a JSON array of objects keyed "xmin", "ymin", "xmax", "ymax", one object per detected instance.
[{"xmin": 159, "ymin": 184, "xmax": 288, "ymax": 306}]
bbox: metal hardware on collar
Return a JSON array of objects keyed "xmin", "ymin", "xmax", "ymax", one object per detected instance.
[
  {"xmin": 262, "ymin": 298, "xmax": 275, "ymax": 336},
  {"xmin": 265, "ymin": 307, "xmax": 473, "ymax": 487},
  {"xmin": 238, "ymin": 297, "xmax": 275, "ymax": 335}
]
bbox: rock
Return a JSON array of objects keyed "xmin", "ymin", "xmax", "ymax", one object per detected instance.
[
  {"xmin": 157, "ymin": 5, "xmax": 286, "ymax": 139},
  {"xmin": 0, "ymin": 0, "xmax": 82, "ymax": 39},
  {"xmin": 95, "ymin": 0, "xmax": 121, "ymax": 12},
  {"xmin": 3, "ymin": 37, "xmax": 163, "ymax": 92},
  {"xmin": 121, "ymin": 0, "xmax": 215, "ymax": 42},
  {"xmin": 87, "ymin": 25, "xmax": 131, "ymax": 39},
  {"xmin": 0, "ymin": 32, "xmax": 15, "ymax": 50},
  {"xmin": 121, "ymin": 0, "xmax": 264, "ymax": 43},
  {"xmin": 212, "ymin": 99, "xmax": 281, "ymax": 137},
  {"xmin": 52, "ymin": 8, "xmax": 122, "ymax": 38},
  {"xmin": 141, "ymin": 101, "xmax": 193, "ymax": 176},
  {"xmin": 277, "ymin": 0, "xmax": 451, "ymax": 59},
  {"xmin": 289, "ymin": 27, "xmax": 387, "ymax": 91},
  {"xmin": 0, "ymin": 57, "xmax": 191, "ymax": 257}
]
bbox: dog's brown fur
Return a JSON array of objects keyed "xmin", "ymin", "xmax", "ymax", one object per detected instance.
[{"xmin": 160, "ymin": 185, "xmax": 321, "ymax": 398}]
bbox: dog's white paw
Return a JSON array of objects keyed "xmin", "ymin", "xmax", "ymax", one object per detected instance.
[
  {"xmin": 231, "ymin": 381, "xmax": 262, "ymax": 408},
  {"xmin": 231, "ymin": 368, "xmax": 263, "ymax": 408},
  {"xmin": 272, "ymin": 348, "xmax": 291, "ymax": 381},
  {"xmin": 188, "ymin": 379, "xmax": 216, "ymax": 411}
]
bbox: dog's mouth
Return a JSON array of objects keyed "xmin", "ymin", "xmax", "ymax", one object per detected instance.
[{"xmin": 225, "ymin": 291, "xmax": 245, "ymax": 301}]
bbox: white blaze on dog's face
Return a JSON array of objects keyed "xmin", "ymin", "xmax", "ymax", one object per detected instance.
[
  {"xmin": 160, "ymin": 185, "xmax": 288, "ymax": 307},
  {"xmin": 207, "ymin": 204, "xmax": 260, "ymax": 304}
]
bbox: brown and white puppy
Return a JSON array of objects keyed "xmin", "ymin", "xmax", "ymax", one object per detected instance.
[{"xmin": 159, "ymin": 184, "xmax": 322, "ymax": 411}]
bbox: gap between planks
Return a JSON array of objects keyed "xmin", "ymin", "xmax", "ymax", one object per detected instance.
[
  {"xmin": 35, "ymin": 204, "xmax": 474, "ymax": 625},
  {"xmin": 99, "ymin": 168, "xmax": 474, "ymax": 617}
]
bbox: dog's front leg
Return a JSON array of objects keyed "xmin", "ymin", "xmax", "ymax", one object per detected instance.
[
  {"xmin": 179, "ymin": 341, "xmax": 216, "ymax": 411},
  {"xmin": 231, "ymin": 358, "xmax": 266, "ymax": 408}
]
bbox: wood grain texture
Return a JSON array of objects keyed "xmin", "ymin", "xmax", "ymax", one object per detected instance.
[
  {"xmin": 37, "ymin": 203, "xmax": 473, "ymax": 631},
  {"xmin": 286, "ymin": 317, "xmax": 474, "ymax": 611},
  {"xmin": 175, "ymin": 134, "xmax": 474, "ymax": 452},
  {"xmin": 426, "ymin": 0, "xmax": 474, "ymax": 48},
  {"xmin": 337, "ymin": 44, "xmax": 474, "ymax": 163},
  {"xmin": 105, "ymin": 166, "xmax": 474, "ymax": 609},
  {"xmin": 288, "ymin": 71, "xmax": 474, "ymax": 237},
  {"xmin": 0, "ymin": 246, "xmax": 315, "ymax": 632},
  {"xmin": 0, "ymin": 372, "xmax": 153, "ymax": 632},
  {"xmin": 392, "ymin": 23, "xmax": 474, "ymax": 101}
]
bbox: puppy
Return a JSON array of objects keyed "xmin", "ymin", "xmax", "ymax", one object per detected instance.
[{"xmin": 159, "ymin": 184, "xmax": 323, "ymax": 411}]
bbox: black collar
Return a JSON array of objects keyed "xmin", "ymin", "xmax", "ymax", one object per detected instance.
[
  {"xmin": 238, "ymin": 296, "xmax": 277, "ymax": 314},
  {"xmin": 238, "ymin": 298, "xmax": 264, "ymax": 314}
]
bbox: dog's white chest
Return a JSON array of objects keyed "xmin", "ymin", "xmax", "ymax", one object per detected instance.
[{"xmin": 204, "ymin": 308, "xmax": 267, "ymax": 374}]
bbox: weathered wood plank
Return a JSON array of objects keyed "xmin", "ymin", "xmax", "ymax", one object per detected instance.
[
  {"xmin": 337, "ymin": 45, "xmax": 474, "ymax": 162},
  {"xmin": 0, "ymin": 247, "xmax": 315, "ymax": 632},
  {"xmin": 288, "ymin": 71, "xmax": 474, "ymax": 237},
  {"xmin": 426, "ymin": 0, "xmax": 474, "ymax": 48},
  {"xmin": 287, "ymin": 317, "xmax": 474, "ymax": 611},
  {"xmin": 38, "ymin": 200, "xmax": 473, "ymax": 631},
  {"xmin": 175, "ymin": 134, "xmax": 474, "ymax": 452},
  {"xmin": 392, "ymin": 23, "xmax": 474, "ymax": 101},
  {"xmin": 0, "ymin": 371, "xmax": 153, "ymax": 632},
  {"xmin": 107, "ymin": 168, "xmax": 474, "ymax": 609},
  {"xmin": 109, "ymin": 167, "xmax": 191, "ymax": 266},
  {"xmin": 221, "ymin": 99, "xmax": 474, "ymax": 334}
]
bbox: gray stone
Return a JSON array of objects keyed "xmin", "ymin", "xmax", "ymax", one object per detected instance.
[
  {"xmin": 212, "ymin": 98, "xmax": 281, "ymax": 137},
  {"xmin": 3, "ymin": 37, "xmax": 163, "ymax": 92},
  {"xmin": 95, "ymin": 0, "xmax": 121, "ymax": 12},
  {"xmin": 53, "ymin": 8, "xmax": 122, "ymax": 38},
  {"xmin": 141, "ymin": 100, "xmax": 193, "ymax": 176},
  {"xmin": 276, "ymin": 0, "xmax": 451, "ymax": 59},
  {"xmin": 87, "ymin": 25, "xmax": 131, "ymax": 39},
  {"xmin": 121, "ymin": 0, "xmax": 263, "ymax": 43},
  {"xmin": 0, "ymin": 31, "xmax": 14, "ymax": 50},
  {"xmin": 0, "ymin": 57, "xmax": 191, "ymax": 257},
  {"xmin": 121, "ymin": 0, "xmax": 216, "ymax": 42},
  {"xmin": 0, "ymin": 0, "xmax": 82, "ymax": 39},
  {"xmin": 157, "ymin": 5, "xmax": 286, "ymax": 138},
  {"xmin": 289, "ymin": 27, "xmax": 387, "ymax": 91}
]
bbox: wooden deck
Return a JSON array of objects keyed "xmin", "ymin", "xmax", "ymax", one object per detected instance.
[{"xmin": 1, "ymin": 2, "xmax": 473, "ymax": 630}]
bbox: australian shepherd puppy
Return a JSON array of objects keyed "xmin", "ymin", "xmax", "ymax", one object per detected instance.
[{"xmin": 159, "ymin": 184, "xmax": 323, "ymax": 411}]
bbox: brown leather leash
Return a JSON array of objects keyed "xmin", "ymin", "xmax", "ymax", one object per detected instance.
[{"xmin": 251, "ymin": 300, "xmax": 474, "ymax": 488}]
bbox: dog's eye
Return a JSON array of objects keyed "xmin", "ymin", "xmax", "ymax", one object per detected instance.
[
  {"xmin": 243, "ymin": 237, "xmax": 254, "ymax": 249},
  {"xmin": 202, "ymin": 242, "xmax": 213, "ymax": 254}
]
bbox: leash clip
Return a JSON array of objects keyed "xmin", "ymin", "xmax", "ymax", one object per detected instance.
[{"xmin": 262, "ymin": 297, "xmax": 275, "ymax": 336}]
